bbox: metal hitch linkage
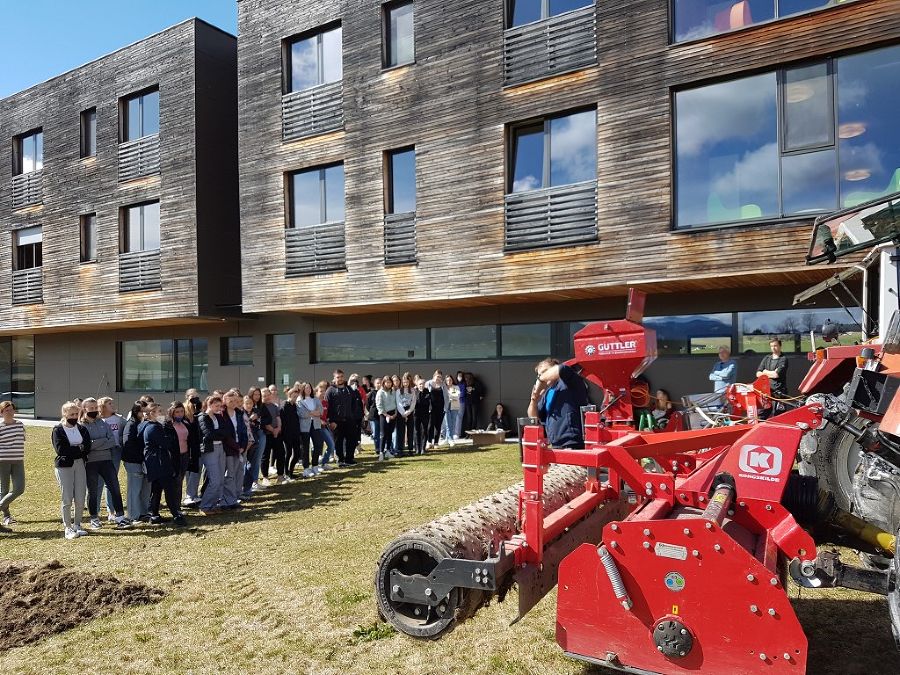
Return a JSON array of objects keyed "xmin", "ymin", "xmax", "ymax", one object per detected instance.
[{"xmin": 389, "ymin": 552, "xmax": 516, "ymax": 606}]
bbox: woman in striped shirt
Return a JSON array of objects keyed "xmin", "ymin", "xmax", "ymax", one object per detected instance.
[{"xmin": 0, "ymin": 400, "xmax": 26, "ymax": 529}]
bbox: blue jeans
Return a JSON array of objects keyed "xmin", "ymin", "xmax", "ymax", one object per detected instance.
[
  {"xmin": 369, "ymin": 418, "xmax": 381, "ymax": 454},
  {"xmin": 243, "ymin": 430, "xmax": 265, "ymax": 494},
  {"xmin": 185, "ymin": 471, "xmax": 201, "ymax": 502},
  {"xmin": 199, "ymin": 446, "xmax": 226, "ymax": 511},
  {"xmin": 101, "ymin": 445, "xmax": 122, "ymax": 515},
  {"xmin": 124, "ymin": 461, "xmax": 150, "ymax": 521},
  {"xmin": 320, "ymin": 426, "xmax": 336, "ymax": 465},
  {"xmin": 445, "ymin": 410, "xmax": 460, "ymax": 439}
]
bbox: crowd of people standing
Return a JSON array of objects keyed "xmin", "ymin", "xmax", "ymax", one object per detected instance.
[{"xmin": 0, "ymin": 368, "xmax": 511, "ymax": 540}]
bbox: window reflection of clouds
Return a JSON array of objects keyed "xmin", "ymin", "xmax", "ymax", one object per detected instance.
[
  {"xmin": 291, "ymin": 37, "xmax": 318, "ymax": 91},
  {"xmin": 550, "ymin": 109, "xmax": 596, "ymax": 187}
]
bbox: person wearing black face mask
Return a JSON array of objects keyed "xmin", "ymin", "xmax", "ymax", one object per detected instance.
[
  {"xmin": 80, "ymin": 397, "xmax": 130, "ymax": 530},
  {"xmin": 51, "ymin": 401, "xmax": 93, "ymax": 539}
]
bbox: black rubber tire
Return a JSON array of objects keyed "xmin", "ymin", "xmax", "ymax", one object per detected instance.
[{"xmin": 799, "ymin": 416, "xmax": 867, "ymax": 512}]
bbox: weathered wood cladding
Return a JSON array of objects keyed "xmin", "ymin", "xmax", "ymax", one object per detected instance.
[
  {"xmin": 0, "ymin": 19, "xmax": 241, "ymax": 333},
  {"xmin": 11, "ymin": 268, "xmax": 42, "ymax": 305},
  {"xmin": 237, "ymin": 0, "xmax": 900, "ymax": 316},
  {"xmin": 282, "ymin": 81, "xmax": 344, "ymax": 141},
  {"xmin": 504, "ymin": 181, "xmax": 598, "ymax": 251},
  {"xmin": 10, "ymin": 171, "xmax": 42, "ymax": 209}
]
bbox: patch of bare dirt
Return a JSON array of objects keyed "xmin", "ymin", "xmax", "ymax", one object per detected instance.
[{"xmin": 0, "ymin": 560, "xmax": 164, "ymax": 651}]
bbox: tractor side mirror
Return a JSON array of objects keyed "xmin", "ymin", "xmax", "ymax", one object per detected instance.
[{"xmin": 822, "ymin": 320, "xmax": 840, "ymax": 343}]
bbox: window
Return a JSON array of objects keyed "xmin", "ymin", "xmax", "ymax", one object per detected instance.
[
  {"xmin": 80, "ymin": 108, "xmax": 96, "ymax": 157},
  {"xmin": 672, "ymin": 0, "xmax": 853, "ymax": 43},
  {"xmin": 13, "ymin": 130, "xmax": 43, "ymax": 175},
  {"xmin": 0, "ymin": 336, "xmax": 35, "ymax": 416},
  {"xmin": 289, "ymin": 164, "xmax": 345, "ymax": 227},
  {"xmin": 286, "ymin": 24, "xmax": 342, "ymax": 93},
  {"xmin": 674, "ymin": 45, "xmax": 900, "ymax": 228},
  {"xmin": 508, "ymin": 0, "xmax": 593, "ymax": 27},
  {"xmin": 118, "ymin": 338, "xmax": 207, "ymax": 392},
  {"xmin": 383, "ymin": 1, "xmax": 415, "ymax": 68},
  {"xmin": 386, "ymin": 147, "xmax": 416, "ymax": 214},
  {"xmin": 738, "ymin": 308, "xmax": 862, "ymax": 354},
  {"xmin": 122, "ymin": 88, "xmax": 159, "ymax": 142},
  {"xmin": 80, "ymin": 214, "xmax": 97, "ymax": 262},
  {"xmin": 315, "ymin": 329, "xmax": 427, "ymax": 362},
  {"xmin": 222, "ymin": 336, "xmax": 254, "ymax": 366},
  {"xmin": 510, "ymin": 108, "xmax": 596, "ymax": 193},
  {"xmin": 122, "ymin": 201, "xmax": 160, "ymax": 252},
  {"xmin": 501, "ymin": 323, "xmax": 552, "ymax": 357},
  {"xmin": 268, "ymin": 334, "xmax": 296, "ymax": 386},
  {"xmin": 14, "ymin": 227, "xmax": 42, "ymax": 270},
  {"xmin": 643, "ymin": 314, "xmax": 733, "ymax": 356},
  {"xmin": 431, "ymin": 326, "xmax": 498, "ymax": 360}
]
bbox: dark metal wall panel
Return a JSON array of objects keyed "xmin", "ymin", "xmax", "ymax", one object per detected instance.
[
  {"xmin": 282, "ymin": 81, "xmax": 344, "ymax": 141},
  {"xmin": 236, "ymin": 0, "xmax": 900, "ymax": 316},
  {"xmin": 0, "ymin": 19, "xmax": 239, "ymax": 333},
  {"xmin": 503, "ymin": 6, "xmax": 597, "ymax": 87},
  {"xmin": 285, "ymin": 223, "xmax": 346, "ymax": 276},
  {"xmin": 383, "ymin": 213, "xmax": 416, "ymax": 265}
]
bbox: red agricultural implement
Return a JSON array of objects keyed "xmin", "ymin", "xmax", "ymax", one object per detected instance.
[{"xmin": 375, "ymin": 287, "xmax": 900, "ymax": 674}]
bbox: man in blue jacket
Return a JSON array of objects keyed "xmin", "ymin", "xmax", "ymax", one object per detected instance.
[
  {"xmin": 527, "ymin": 358, "xmax": 589, "ymax": 449},
  {"xmin": 709, "ymin": 346, "xmax": 737, "ymax": 395}
]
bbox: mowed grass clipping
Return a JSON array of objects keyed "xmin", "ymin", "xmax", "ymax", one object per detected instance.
[{"xmin": 0, "ymin": 429, "xmax": 897, "ymax": 675}]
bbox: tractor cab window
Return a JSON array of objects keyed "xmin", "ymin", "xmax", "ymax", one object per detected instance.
[{"xmin": 807, "ymin": 192, "xmax": 900, "ymax": 264}]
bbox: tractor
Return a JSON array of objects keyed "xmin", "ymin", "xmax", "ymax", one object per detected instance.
[{"xmin": 374, "ymin": 191, "xmax": 900, "ymax": 673}]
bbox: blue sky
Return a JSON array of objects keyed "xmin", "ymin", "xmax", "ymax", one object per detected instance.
[{"xmin": 0, "ymin": 1, "xmax": 238, "ymax": 99}]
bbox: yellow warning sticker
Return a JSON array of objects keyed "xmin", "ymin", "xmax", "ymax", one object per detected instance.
[
  {"xmin": 713, "ymin": 492, "xmax": 727, "ymax": 504},
  {"xmin": 672, "ymin": 605, "xmax": 679, "ymax": 615}
]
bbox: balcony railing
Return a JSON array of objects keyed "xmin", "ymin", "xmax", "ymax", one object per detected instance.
[
  {"xmin": 11, "ymin": 268, "xmax": 42, "ymax": 305},
  {"xmin": 11, "ymin": 171, "xmax": 43, "ymax": 209},
  {"xmin": 119, "ymin": 250, "xmax": 161, "ymax": 292},
  {"xmin": 285, "ymin": 223, "xmax": 346, "ymax": 277},
  {"xmin": 282, "ymin": 81, "xmax": 344, "ymax": 142},
  {"xmin": 504, "ymin": 180, "xmax": 598, "ymax": 252},
  {"xmin": 118, "ymin": 134, "xmax": 160, "ymax": 183},
  {"xmin": 384, "ymin": 213, "xmax": 417, "ymax": 266},
  {"xmin": 503, "ymin": 5, "xmax": 597, "ymax": 87}
]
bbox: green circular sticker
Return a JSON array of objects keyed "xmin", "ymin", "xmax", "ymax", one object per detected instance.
[{"xmin": 664, "ymin": 572, "xmax": 686, "ymax": 592}]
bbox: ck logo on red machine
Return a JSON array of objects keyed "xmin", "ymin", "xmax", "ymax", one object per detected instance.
[{"xmin": 738, "ymin": 445, "xmax": 783, "ymax": 478}]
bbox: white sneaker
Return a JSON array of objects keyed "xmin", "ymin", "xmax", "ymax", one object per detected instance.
[
  {"xmin": 90, "ymin": 518, "xmax": 103, "ymax": 530},
  {"xmin": 448, "ymin": 438, "xmax": 455, "ymax": 447},
  {"xmin": 258, "ymin": 478, "xmax": 271, "ymax": 487},
  {"xmin": 107, "ymin": 514, "xmax": 118, "ymax": 523},
  {"xmin": 268, "ymin": 467, "xmax": 278, "ymax": 477},
  {"xmin": 377, "ymin": 452, "xmax": 384, "ymax": 461},
  {"xmin": 312, "ymin": 466, "xmax": 323, "ymax": 475},
  {"xmin": 321, "ymin": 463, "xmax": 333, "ymax": 471},
  {"xmin": 302, "ymin": 467, "xmax": 313, "ymax": 478},
  {"xmin": 75, "ymin": 527, "xmax": 88, "ymax": 537},
  {"xmin": 251, "ymin": 482, "xmax": 262, "ymax": 492}
]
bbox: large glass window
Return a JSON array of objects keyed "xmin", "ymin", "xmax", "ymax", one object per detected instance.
[
  {"xmin": 838, "ymin": 46, "xmax": 900, "ymax": 209},
  {"xmin": 14, "ymin": 227, "xmax": 42, "ymax": 271},
  {"xmin": 643, "ymin": 314, "xmax": 733, "ymax": 356},
  {"xmin": 431, "ymin": 326, "xmax": 498, "ymax": 360},
  {"xmin": 384, "ymin": 1, "xmax": 415, "ymax": 68},
  {"xmin": 80, "ymin": 214, "xmax": 97, "ymax": 263},
  {"xmin": 80, "ymin": 108, "xmax": 96, "ymax": 158},
  {"xmin": 386, "ymin": 147, "xmax": 416, "ymax": 214},
  {"xmin": 738, "ymin": 308, "xmax": 863, "ymax": 354},
  {"xmin": 123, "ymin": 201, "xmax": 160, "ymax": 252},
  {"xmin": 0, "ymin": 336, "xmax": 35, "ymax": 416},
  {"xmin": 675, "ymin": 46, "xmax": 900, "ymax": 228},
  {"xmin": 289, "ymin": 164, "xmax": 345, "ymax": 227},
  {"xmin": 509, "ymin": 0, "xmax": 593, "ymax": 27},
  {"xmin": 672, "ymin": 0, "xmax": 849, "ymax": 43},
  {"xmin": 501, "ymin": 323, "xmax": 551, "ymax": 357},
  {"xmin": 269, "ymin": 334, "xmax": 296, "ymax": 386},
  {"xmin": 222, "ymin": 336, "xmax": 254, "ymax": 366},
  {"xmin": 316, "ymin": 329, "xmax": 427, "ymax": 362},
  {"xmin": 510, "ymin": 108, "xmax": 596, "ymax": 193},
  {"xmin": 14, "ymin": 130, "xmax": 43, "ymax": 175},
  {"xmin": 287, "ymin": 24, "xmax": 342, "ymax": 93},
  {"xmin": 123, "ymin": 89, "xmax": 159, "ymax": 142},
  {"xmin": 119, "ymin": 339, "xmax": 206, "ymax": 392}
]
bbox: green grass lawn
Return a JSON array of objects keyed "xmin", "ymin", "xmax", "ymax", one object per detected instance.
[{"xmin": 0, "ymin": 430, "xmax": 897, "ymax": 674}]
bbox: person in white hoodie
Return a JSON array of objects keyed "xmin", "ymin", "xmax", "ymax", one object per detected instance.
[{"xmin": 376, "ymin": 375, "xmax": 399, "ymax": 460}]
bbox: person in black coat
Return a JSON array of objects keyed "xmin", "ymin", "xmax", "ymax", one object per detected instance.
[
  {"xmin": 51, "ymin": 401, "xmax": 92, "ymax": 538},
  {"xmin": 121, "ymin": 401, "xmax": 151, "ymax": 522},
  {"xmin": 348, "ymin": 374, "xmax": 365, "ymax": 457},
  {"xmin": 488, "ymin": 403, "xmax": 513, "ymax": 437},
  {"xmin": 413, "ymin": 377, "xmax": 431, "ymax": 455},
  {"xmin": 139, "ymin": 402, "xmax": 186, "ymax": 527},
  {"xmin": 280, "ymin": 391, "xmax": 302, "ymax": 479}
]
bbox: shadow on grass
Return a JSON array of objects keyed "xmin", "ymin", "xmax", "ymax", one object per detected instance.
[{"xmin": 577, "ymin": 597, "xmax": 899, "ymax": 675}]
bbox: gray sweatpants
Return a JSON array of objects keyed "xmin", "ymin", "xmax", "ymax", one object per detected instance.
[
  {"xmin": 222, "ymin": 453, "xmax": 245, "ymax": 507},
  {"xmin": 0, "ymin": 460, "xmax": 26, "ymax": 516},
  {"xmin": 55, "ymin": 459, "xmax": 87, "ymax": 530}
]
